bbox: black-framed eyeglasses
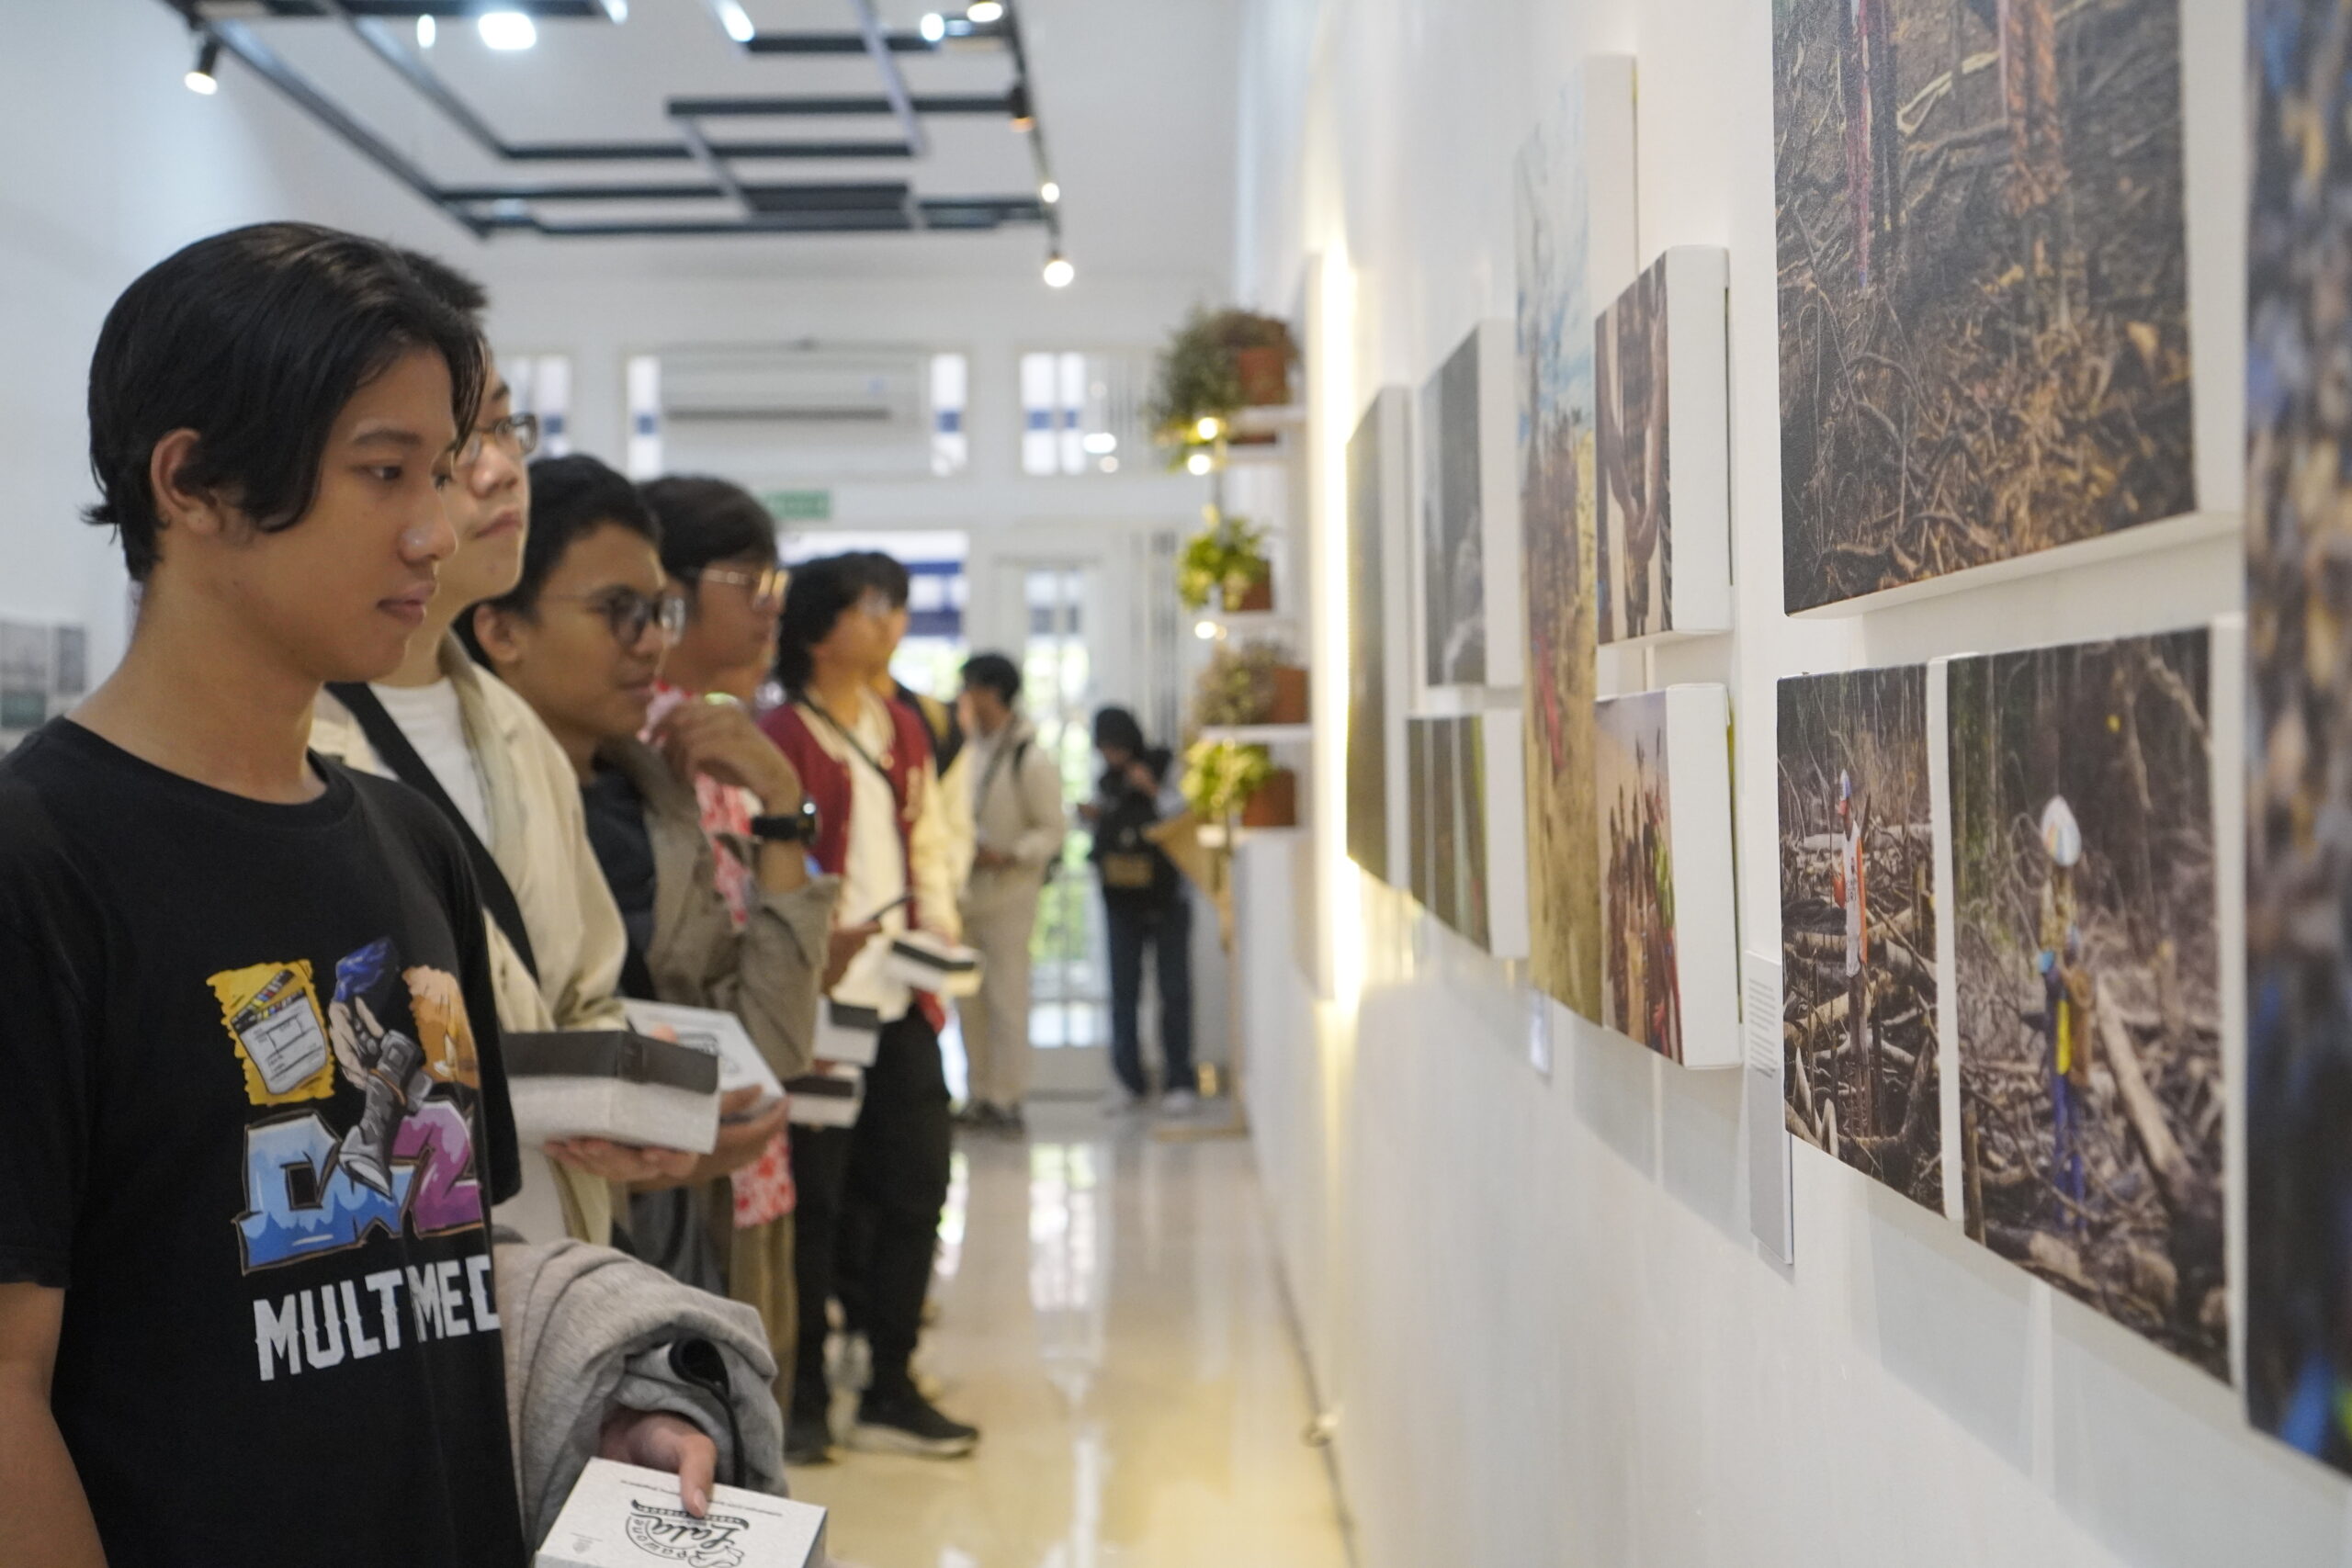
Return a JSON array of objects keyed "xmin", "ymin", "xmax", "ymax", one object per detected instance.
[
  {"xmin": 458, "ymin": 412, "xmax": 541, "ymax": 468},
  {"xmin": 693, "ymin": 563, "xmax": 788, "ymax": 608},
  {"xmin": 541, "ymin": 588, "xmax": 687, "ymax": 648}
]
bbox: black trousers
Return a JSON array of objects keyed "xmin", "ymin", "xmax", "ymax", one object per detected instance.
[
  {"xmin": 788, "ymin": 1009, "xmax": 952, "ymax": 1416},
  {"xmin": 1105, "ymin": 893, "xmax": 1195, "ymax": 1097}
]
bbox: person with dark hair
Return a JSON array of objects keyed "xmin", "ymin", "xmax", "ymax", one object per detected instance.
[
  {"xmin": 1087, "ymin": 705, "xmax": 1198, "ymax": 1114},
  {"xmin": 0, "ymin": 221, "xmax": 707, "ymax": 1565},
  {"xmin": 636, "ymin": 472, "xmax": 810, "ymax": 1414},
  {"xmin": 761, "ymin": 554, "xmax": 978, "ymax": 1463},
  {"xmin": 955, "ymin": 651, "xmax": 1067, "ymax": 1133},
  {"xmin": 311, "ymin": 254, "xmax": 698, "ymax": 1250},
  {"xmin": 854, "ymin": 549, "xmax": 975, "ymax": 885},
  {"xmin": 471, "ymin": 457, "xmax": 841, "ymax": 1407}
]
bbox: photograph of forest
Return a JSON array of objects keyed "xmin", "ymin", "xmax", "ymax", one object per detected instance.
[
  {"xmin": 1948, "ymin": 629, "xmax": 2223, "ymax": 1379},
  {"xmin": 2248, "ymin": 0, "xmax": 2352, "ymax": 1465},
  {"xmin": 1422, "ymin": 331, "xmax": 1488, "ymax": 686},
  {"xmin": 1517, "ymin": 92, "xmax": 1605, "ymax": 1020},
  {"xmin": 1597, "ymin": 254, "xmax": 1672, "ymax": 644},
  {"xmin": 1407, "ymin": 716, "xmax": 1490, "ymax": 949},
  {"xmin": 1597, "ymin": 693, "xmax": 1681, "ymax": 1061},
  {"xmin": 1778, "ymin": 667, "xmax": 1942, "ymax": 1212},
  {"xmin": 1772, "ymin": 0, "xmax": 2195, "ymax": 612},
  {"xmin": 1347, "ymin": 400, "xmax": 1392, "ymax": 884}
]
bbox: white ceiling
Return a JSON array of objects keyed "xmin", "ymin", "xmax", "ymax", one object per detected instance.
[{"xmin": 221, "ymin": 0, "xmax": 1241, "ymax": 286}]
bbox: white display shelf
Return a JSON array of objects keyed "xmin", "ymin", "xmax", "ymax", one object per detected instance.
[
  {"xmin": 1197, "ymin": 610, "xmax": 1300, "ymax": 637},
  {"xmin": 1229, "ymin": 403, "xmax": 1307, "ymax": 435},
  {"xmin": 1198, "ymin": 723, "xmax": 1312, "ymax": 745}
]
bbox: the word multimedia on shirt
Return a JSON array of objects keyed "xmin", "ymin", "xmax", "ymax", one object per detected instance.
[{"xmin": 208, "ymin": 936, "xmax": 498, "ymax": 1382}]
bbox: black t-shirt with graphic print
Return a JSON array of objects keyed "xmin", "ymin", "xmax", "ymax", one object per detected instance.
[{"xmin": 0, "ymin": 719, "xmax": 527, "ymax": 1568}]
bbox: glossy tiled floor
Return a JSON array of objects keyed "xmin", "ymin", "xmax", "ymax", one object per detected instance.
[{"xmin": 792, "ymin": 1101, "xmax": 1354, "ymax": 1568}]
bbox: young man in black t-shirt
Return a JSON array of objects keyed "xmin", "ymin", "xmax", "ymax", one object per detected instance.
[{"xmin": 0, "ymin": 225, "xmax": 712, "ymax": 1567}]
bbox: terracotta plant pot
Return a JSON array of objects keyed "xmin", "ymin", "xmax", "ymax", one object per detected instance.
[
  {"xmin": 1266, "ymin": 665, "xmax": 1309, "ymax": 725},
  {"xmin": 1225, "ymin": 574, "xmax": 1275, "ymax": 613},
  {"xmin": 1232, "ymin": 345, "xmax": 1292, "ymax": 407},
  {"xmin": 1240, "ymin": 768, "xmax": 1298, "ymax": 829}
]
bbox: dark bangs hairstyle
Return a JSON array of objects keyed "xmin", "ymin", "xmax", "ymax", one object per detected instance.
[
  {"xmin": 85, "ymin": 222, "xmax": 488, "ymax": 581},
  {"xmin": 774, "ymin": 552, "xmax": 883, "ymax": 694},
  {"xmin": 639, "ymin": 475, "xmax": 778, "ymax": 586}
]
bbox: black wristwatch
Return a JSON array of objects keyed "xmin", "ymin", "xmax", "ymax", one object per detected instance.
[{"xmin": 750, "ymin": 800, "xmax": 819, "ymax": 844}]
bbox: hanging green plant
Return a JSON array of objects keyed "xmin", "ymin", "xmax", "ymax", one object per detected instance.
[
  {"xmin": 1181, "ymin": 739, "xmax": 1276, "ymax": 821},
  {"xmin": 1146, "ymin": 307, "xmax": 1301, "ymax": 465},
  {"xmin": 1177, "ymin": 509, "xmax": 1271, "ymax": 613}
]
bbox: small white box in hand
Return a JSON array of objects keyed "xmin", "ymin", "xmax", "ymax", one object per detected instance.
[
  {"xmin": 813, "ymin": 998, "xmax": 882, "ymax": 1067},
  {"xmin": 785, "ymin": 1062, "xmax": 864, "ymax": 1128},
  {"xmin": 505, "ymin": 1032, "xmax": 721, "ymax": 1155},
  {"xmin": 623, "ymin": 1000, "xmax": 786, "ymax": 1111},
  {"xmin": 535, "ymin": 1459, "xmax": 826, "ymax": 1568},
  {"xmin": 883, "ymin": 931, "xmax": 982, "ymax": 998}
]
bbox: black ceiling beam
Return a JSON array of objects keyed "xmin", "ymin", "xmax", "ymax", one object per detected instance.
[
  {"xmin": 440, "ymin": 179, "xmax": 911, "ymax": 204},
  {"xmin": 234, "ymin": 1, "xmax": 622, "ymax": 16},
  {"xmin": 495, "ymin": 140, "xmax": 916, "ymax": 161},
  {"xmin": 667, "ymin": 94, "xmax": 1014, "ymax": 118},
  {"xmin": 746, "ymin": 32, "xmax": 939, "ymax": 54}
]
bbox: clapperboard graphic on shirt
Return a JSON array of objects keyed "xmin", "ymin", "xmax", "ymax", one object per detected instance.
[{"xmin": 218, "ymin": 960, "xmax": 335, "ymax": 1102}]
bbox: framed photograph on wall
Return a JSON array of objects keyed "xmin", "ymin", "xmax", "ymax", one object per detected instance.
[
  {"xmin": 1777, "ymin": 662, "xmax": 1943, "ymax": 1213},
  {"xmin": 1404, "ymin": 710, "xmax": 1529, "ymax": 960},
  {"xmin": 1517, "ymin": 55, "xmax": 1637, "ymax": 1025},
  {"xmin": 1943, "ymin": 626, "xmax": 2227, "ymax": 1382},
  {"xmin": 1595, "ymin": 245, "xmax": 1731, "ymax": 647},
  {"xmin": 1348, "ymin": 388, "xmax": 1414, "ymax": 887},
  {"xmin": 1594, "ymin": 684, "xmax": 1739, "ymax": 1067},
  {"xmin": 1771, "ymin": 0, "xmax": 2209, "ymax": 615},
  {"xmin": 1418, "ymin": 319, "xmax": 1524, "ymax": 694}
]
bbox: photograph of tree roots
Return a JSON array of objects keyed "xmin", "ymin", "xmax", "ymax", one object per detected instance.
[
  {"xmin": 1771, "ymin": 0, "xmax": 2195, "ymax": 613},
  {"xmin": 1778, "ymin": 667, "xmax": 1941, "ymax": 1212},
  {"xmin": 2248, "ymin": 0, "xmax": 2352, "ymax": 1468},
  {"xmin": 1948, "ymin": 630, "xmax": 2223, "ymax": 1379}
]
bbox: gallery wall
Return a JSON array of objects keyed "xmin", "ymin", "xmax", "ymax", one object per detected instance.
[{"xmin": 1227, "ymin": 1, "xmax": 2346, "ymax": 1565}]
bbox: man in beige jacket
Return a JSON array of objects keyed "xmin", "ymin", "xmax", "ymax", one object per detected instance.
[
  {"xmin": 955, "ymin": 652, "xmax": 1067, "ymax": 1133},
  {"xmin": 310, "ymin": 259, "xmax": 722, "ymax": 1247}
]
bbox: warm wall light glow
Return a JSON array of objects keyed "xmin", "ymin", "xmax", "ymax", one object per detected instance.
[
  {"xmin": 416, "ymin": 15, "xmax": 437, "ymax": 47},
  {"xmin": 920, "ymin": 11, "xmax": 947, "ymax": 41},
  {"xmin": 1196, "ymin": 415, "xmax": 1223, "ymax": 442},
  {"xmin": 1040, "ymin": 180, "xmax": 1061, "ymax": 205},
  {"xmin": 967, "ymin": 1, "xmax": 1006, "ymax": 21},
  {"xmin": 478, "ymin": 11, "xmax": 537, "ymax": 50},
  {"xmin": 1042, "ymin": 254, "xmax": 1075, "ymax": 288},
  {"xmin": 1312, "ymin": 246, "xmax": 1363, "ymax": 1006},
  {"xmin": 1186, "ymin": 451, "xmax": 1214, "ymax": 476}
]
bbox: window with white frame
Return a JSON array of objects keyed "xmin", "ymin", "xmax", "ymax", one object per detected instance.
[{"xmin": 1019, "ymin": 350, "xmax": 1153, "ymax": 476}]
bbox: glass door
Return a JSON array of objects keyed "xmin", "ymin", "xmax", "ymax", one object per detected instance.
[{"xmin": 1021, "ymin": 564, "xmax": 1112, "ymax": 1088}]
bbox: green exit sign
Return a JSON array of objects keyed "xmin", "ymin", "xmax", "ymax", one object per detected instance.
[{"xmin": 763, "ymin": 489, "xmax": 832, "ymax": 524}]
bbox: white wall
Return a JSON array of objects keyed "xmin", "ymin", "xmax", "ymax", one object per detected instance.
[{"xmin": 1232, "ymin": 1, "xmax": 2352, "ymax": 1565}]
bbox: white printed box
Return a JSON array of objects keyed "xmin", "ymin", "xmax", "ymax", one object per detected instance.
[{"xmin": 536, "ymin": 1459, "xmax": 826, "ymax": 1568}]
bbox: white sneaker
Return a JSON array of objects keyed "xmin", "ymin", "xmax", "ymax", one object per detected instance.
[{"xmin": 1159, "ymin": 1089, "xmax": 1201, "ymax": 1117}]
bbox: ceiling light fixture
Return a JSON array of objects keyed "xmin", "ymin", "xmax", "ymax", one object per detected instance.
[
  {"xmin": 1007, "ymin": 84, "xmax": 1035, "ymax": 130},
  {"xmin": 967, "ymin": 1, "xmax": 1006, "ymax": 21},
  {"xmin": 184, "ymin": 37, "xmax": 220, "ymax": 95},
  {"xmin": 1043, "ymin": 252, "xmax": 1075, "ymax": 288},
  {"xmin": 1186, "ymin": 451, "xmax": 1214, "ymax": 476},
  {"xmin": 1195, "ymin": 415, "xmax": 1222, "ymax": 442},
  {"xmin": 1040, "ymin": 180, "xmax": 1061, "ymax": 205},
  {"xmin": 713, "ymin": 0, "xmax": 756, "ymax": 43},
  {"xmin": 1194, "ymin": 618, "xmax": 1220, "ymax": 640},
  {"xmin": 415, "ymin": 14, "xmax": 436, "ymax": 47},
  {"xmin": 477, "ymin": 10, "xmax": 538, "ymax": 50},
  {"xmin": 919, "ymin": 12, "xmax": 947, "ymax": 42}
]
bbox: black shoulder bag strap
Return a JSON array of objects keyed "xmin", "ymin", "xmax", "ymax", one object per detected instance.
[{"xmin": 326, "ymin": 682, "xmax": 542, "ymax": 984}]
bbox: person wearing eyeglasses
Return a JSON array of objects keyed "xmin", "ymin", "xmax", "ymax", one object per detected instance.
[
  {"xmin": 311, "ymin": 255, "xmax": 701, "ymax": 1248},
  {"xmin": 469, "ymin": 456, "xmax": 840, "ymax": 1345}
]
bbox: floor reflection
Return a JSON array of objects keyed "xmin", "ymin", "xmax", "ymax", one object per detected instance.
[{"xmin": 791, "ymin": 1102, "xmax": 1351, "ymax": 1568}]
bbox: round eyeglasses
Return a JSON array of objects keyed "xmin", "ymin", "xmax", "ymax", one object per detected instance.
[
  {"xmin": 457, "ymin": 412, "xmax": 541, "ymax": 469},
  {"xmin": 540, "ymin": 587, "xmax": 687, "ymax": 648}
]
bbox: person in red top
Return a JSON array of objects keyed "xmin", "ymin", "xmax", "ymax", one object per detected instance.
[{"xmin": 761, "ymin": 552, "xmax": 978, "ymax": 1465}]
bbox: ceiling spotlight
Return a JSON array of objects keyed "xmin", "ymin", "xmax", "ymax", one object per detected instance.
[
  {"xmin": 920, "ymin": 12, "xmax": 946, "ymax": 42},
  {"xmin": 184, "ymin": 37, "xmax": 220, "ymax": 95},
  {"xmin": 1186, "ymin": 451, "xmax": 1214, "ymax": 476},
  {"xmin": 967, "ymin": 1, "xmax": 1006, "ymax": 21},
  {"xmin": 416, "ymin": 14, "xmax": 436, "ymax": 46},
  {"xmin": 1007, "ymin": 84, "xmax": 1035, "ymax": 130},
  {"xmin": 1194, "ymin": 619, "xmax": 1220, "ymax": 641},
  {"xmin": 1043, "ymin": 253, "xmax": 1075, "ymax": 288},
  {"xmin": 713, "ymin": 0, "xmax": 756, "ymax": 43},
  {"xmin": 1040, "ymin": 179, "xmax": 1061, "ymax": 205},
  {"xmin": 478, "ymin": 10, "xmax": 538, "ymax": 50},
  {"xmin": 1195, "ymin": 415, "xmax": 1223, "ymax": 442}
]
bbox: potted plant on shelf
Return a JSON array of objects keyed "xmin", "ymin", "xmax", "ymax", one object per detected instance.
[
  {"xmin": 1193, "ymin": 640, "xmax": 1310, "ymax": 729},
  {"xmin": 1182, "ymin": 739, "xmax": 1297, "ymax": 830},
  {"xmin": 1146, "ymin": 307, "xmax": 1302, "ymax": 467},
  {"xmin": 1178, "ymin": 509, "xmax": 1273, "ymax": 613}
]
